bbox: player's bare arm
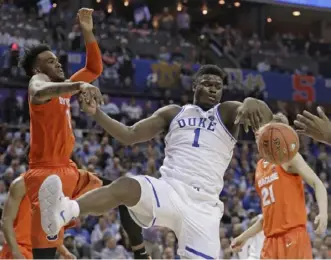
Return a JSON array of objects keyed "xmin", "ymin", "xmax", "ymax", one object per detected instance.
[
  {"xmin": 29, "ymin": 76, "xmax": 102, "ymax": 105},
  {"xmin": 80, "ymin": 99, "xmax": 181, "ymax": 145},
  {"xmin": 283, "ymin": 153, "xmax": 328, "ymax": 234},
  {"xmin": 220, "ymin": 98, "xmax": 273, "ymax": 137},
  {"xmin": 231, "ymin": 215, "xmax": 263, "ymax": 252},
  {"xmin": 28, "ymin": 74, "xmax": 81, "ymax": 104},
  {"xmin": 1, "ymin": 177, "xmax": 26, "ymax": 259},
  {"xmin": 294, "ymin": 107, "xmax": 331, "ymax": 145}
]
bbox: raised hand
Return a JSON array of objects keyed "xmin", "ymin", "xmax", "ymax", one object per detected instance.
[
  {"xmin": 294, "ymin": 107, "xmax": 331, "ymax": 145},
  {"xmin": 77, "ymin": 8, "xmax": 94, "ymax": 32}
]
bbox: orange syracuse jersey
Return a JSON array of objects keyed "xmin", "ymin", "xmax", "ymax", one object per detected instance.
[
  {"xmin": 255, "ymin": 159, "xmax": 307, "ymax": 237},
  {"xmin": 28, "ymin": 94, "xmax": 75, "ymax": 168}
]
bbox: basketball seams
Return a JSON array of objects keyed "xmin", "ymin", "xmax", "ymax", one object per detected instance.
[
  {"xmin": 276, "ymin": 127, "xmax": 290, "ymax": 162},
  {"xmin": 258, "ymin": 123, "xmax": 299, "ymax": 165},
  {"xmin": 269, "ymin": 127, "xmax": 276, "ymax": 163}
]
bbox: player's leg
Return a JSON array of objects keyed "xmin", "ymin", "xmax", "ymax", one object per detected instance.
[
  {"xmin": 39, "ymin": 174, "xmax": 180, "ymax": 237},
  {"xmin": 32, "ymin": 248, "xmax": 57, "ymax": 259},
  {"xmin": 25, "ymin": 167, "xmax": 79, "ymax": 258},
  {"xmin": 283, "ymin": 227, "xmax": 313, "ymax": 259},
  {"xmin": 73, "ymin": 172, "xmax": 149, "ymax": 259},
  {"xmin": 0, "ymin": 245, "xmax": 33, "ymax": 259},
  {"xmin": 99, "ymin": 176, "xmax": 149, "ymax": 259},
  {"xmin": 260, "ymin": 237, "xmax": 277, "ymax": 259},
  {"xmin": 21, "ymin": 246, "xmax": 33, "ymax": 259},
  {"xmin": 176, "ymin": 205, "xmax": 222, "ymax": 259},
  {"xmin": 119, "ymin": 205, "xmax": 149, "ymax": 259},
  {"xmin": 64, "ymin": 170, "xmax": 102, "ymax": 230}
]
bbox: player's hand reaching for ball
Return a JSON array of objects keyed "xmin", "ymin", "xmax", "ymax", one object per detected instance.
[
  {"xmin": 79, "ymin": 83, "xmax": 103, "ymax": 106},
  {"xmin": 77, "ymin": 8, "xmax": 94, "ymax": 32},
  {"xmin": 314, "ymin": 213, "xmax": 328, "ymax": 235},
  {"xmin": 294, "ymin": 107, "xmax": 331, "ymax": 145}
]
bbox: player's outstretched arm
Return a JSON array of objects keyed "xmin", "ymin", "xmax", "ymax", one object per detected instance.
[
  {"xmin": 222, "ymin": 98, "xmax": 273, "ymax": 134},
  {"xmin": 231, "ymin": 215, "xmax": 263, "ymax": 252},
  {"xmin": 29, "ymin": 74, "xmax": 82, "ymax": 104},
  {"xmin": 70, "ymin": 8, "xmax": 103, "ymax": 83},
  {"xmin": 1, "ymin": 177, "xmax": 26, "ymax": 259},
  {"xmin": 29, "ymin": 76, "xmax": 103, "ymax": 106},
  {"xmin": 284, "ymin": 153, "xmax": 328, "ymax": 234},
  {"xmin": 294, "ymin": 107, "xmax": 331, "ymax": 145},
  {"xmin": 80, "ymin": 99, "xmax": 181, "ymax": 145}
]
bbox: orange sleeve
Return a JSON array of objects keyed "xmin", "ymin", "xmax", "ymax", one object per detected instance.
[{"xmin": 69, "ymin": 41, "xmax": 103, "ymax": 83}]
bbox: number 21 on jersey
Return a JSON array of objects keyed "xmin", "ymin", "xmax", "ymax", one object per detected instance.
[{"xmin": 261, "ymin": 184, "xmax": 276, "ymax": 207}]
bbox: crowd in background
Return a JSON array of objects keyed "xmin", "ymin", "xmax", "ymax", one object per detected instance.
[
  {"xmin": 0, "ymin": 92, "xmax": 330, "ymax": 259},
  {"xmin": 0, "ymin": 1, "xmax": 330, "ymax": 259},
  {"xmin": 1, "ymin": 1, "xmax": 330, "ymax": 87}
]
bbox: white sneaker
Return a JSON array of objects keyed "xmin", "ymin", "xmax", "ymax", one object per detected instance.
[{"xmin": 38, "ymin": 174, "xmax": 71, "ymax": 236}]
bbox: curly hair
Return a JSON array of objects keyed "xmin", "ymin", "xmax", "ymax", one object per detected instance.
[
  {"xmin": 19, "ymin": 44, "xmax": 51, "ymax": 77},
  {"xmin": 192, "ymin": 64, "xmax": 228, "ymax": 87}
]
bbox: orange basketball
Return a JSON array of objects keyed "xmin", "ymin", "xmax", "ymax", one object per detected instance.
[{"xmin": 257, "ymin": 122, "xmax": 300, "ymax": 165}]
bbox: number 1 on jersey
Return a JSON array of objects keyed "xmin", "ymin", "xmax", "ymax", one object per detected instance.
[{"xmin": 192, "ymin": 128, "xmax": 201, "ymax": 147}]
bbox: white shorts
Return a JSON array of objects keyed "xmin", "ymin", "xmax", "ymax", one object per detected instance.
[{"xmin": 127, "ymin": 175, "xmax": 224, "ymax": 259}]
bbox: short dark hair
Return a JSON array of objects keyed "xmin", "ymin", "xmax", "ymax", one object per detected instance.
[
  {"xmin": 192, "ymin": 64, "xmax": 228, "ymax": 87},
  {"xmin": 20, "ymin": 44, "xmax": 51, "ymax": 77}
]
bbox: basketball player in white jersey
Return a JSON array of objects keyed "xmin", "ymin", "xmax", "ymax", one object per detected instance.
[{"xmin": 38, "ymin": 65, "xmax": 273, "ymax": 259}]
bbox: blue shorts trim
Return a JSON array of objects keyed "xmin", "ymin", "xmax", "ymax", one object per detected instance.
[
  {"xmin": 144, "ymin": 177, "xmax": 160, "ymax": 207},
  {"xmin": 185, "ymin": 246, "xmax": 214, "ymax": 259}
]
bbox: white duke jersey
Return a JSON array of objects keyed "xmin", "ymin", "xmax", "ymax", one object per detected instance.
[{"xmin": 160, "ymin": 104, "xmax": 237, "ymax": 195}]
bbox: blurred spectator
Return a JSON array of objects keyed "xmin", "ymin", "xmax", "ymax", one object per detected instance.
[
  {"xmin": 101, "ymin": 235, "xmax": 130, "ymax": 259},
  {"xmin": 2, "ymin": 90, "xmax": 20, "ymax": 124},
  {"xmin": 63, "ymin": 234, "xmax": 80, "ymax": 258},
  {"xmin": 101, "ymin": 95, "xmax": 121, "ymax": 120},
  {"xmin": 159, "ymin": 8, "xmax": 174, "ymax": 32},
  {"xmin": 121, "ymin": 98, "xmax": 143, "ymax": 125},
  {"xmin": 257, "ymin": 58, "xmax": 271, "ymax": 73},
  {"xmin": 68, "ymin": 24, "xmax": 82, "ymax": 51},
  {"xmin": 177, "ymin": 7, "xmax": 190, "ymax": 37},
  {"xmin": 91, "ymin": 216, "xmax": 114, "ymax": 244}
]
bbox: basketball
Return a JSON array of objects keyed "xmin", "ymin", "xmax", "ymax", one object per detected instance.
[{"xmin": 257, "ymin": 122, "xmax": 300, "ymax": 165}]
